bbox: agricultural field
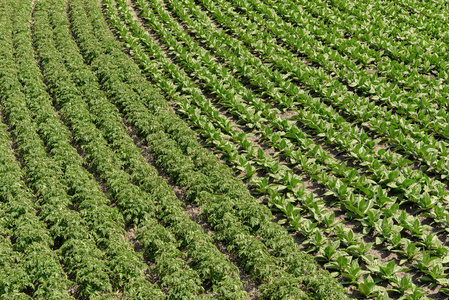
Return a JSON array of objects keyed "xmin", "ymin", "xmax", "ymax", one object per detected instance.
[{"xmin": 0, "ymin": 0, "xmax": 448, "ymax": 299}]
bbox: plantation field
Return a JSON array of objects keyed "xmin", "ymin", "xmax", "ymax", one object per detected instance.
[{"xmin": 0, "ymin": 0, "xmax": 448, "ymax": 298}]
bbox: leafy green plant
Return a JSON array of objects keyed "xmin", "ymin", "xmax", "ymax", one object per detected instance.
[
  {"xmin": 341, "ymin": 259, "xmax": 369, "ymax": 284},
  {"xmin": 367, "ymin": 261, "xmax": 410, "ymax": 283},
  {"xmin": 358, "ymin": 275, "xmax": 385, "ymax": 298}
]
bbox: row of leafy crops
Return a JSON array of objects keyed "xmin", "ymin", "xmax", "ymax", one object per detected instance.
[{"xmin": 0, "ymin": 0, "xmax": 346, "ymax": 298}]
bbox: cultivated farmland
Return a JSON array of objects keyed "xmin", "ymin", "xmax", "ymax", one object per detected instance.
[{"xmin": 0, "ymin": 0, "xmax": 448, "ymax": 298}]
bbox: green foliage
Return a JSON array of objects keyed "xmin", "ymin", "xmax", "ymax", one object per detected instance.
[{"xmin": 2, "ymin": 0, "xmax": 448, "ymax": 298}]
